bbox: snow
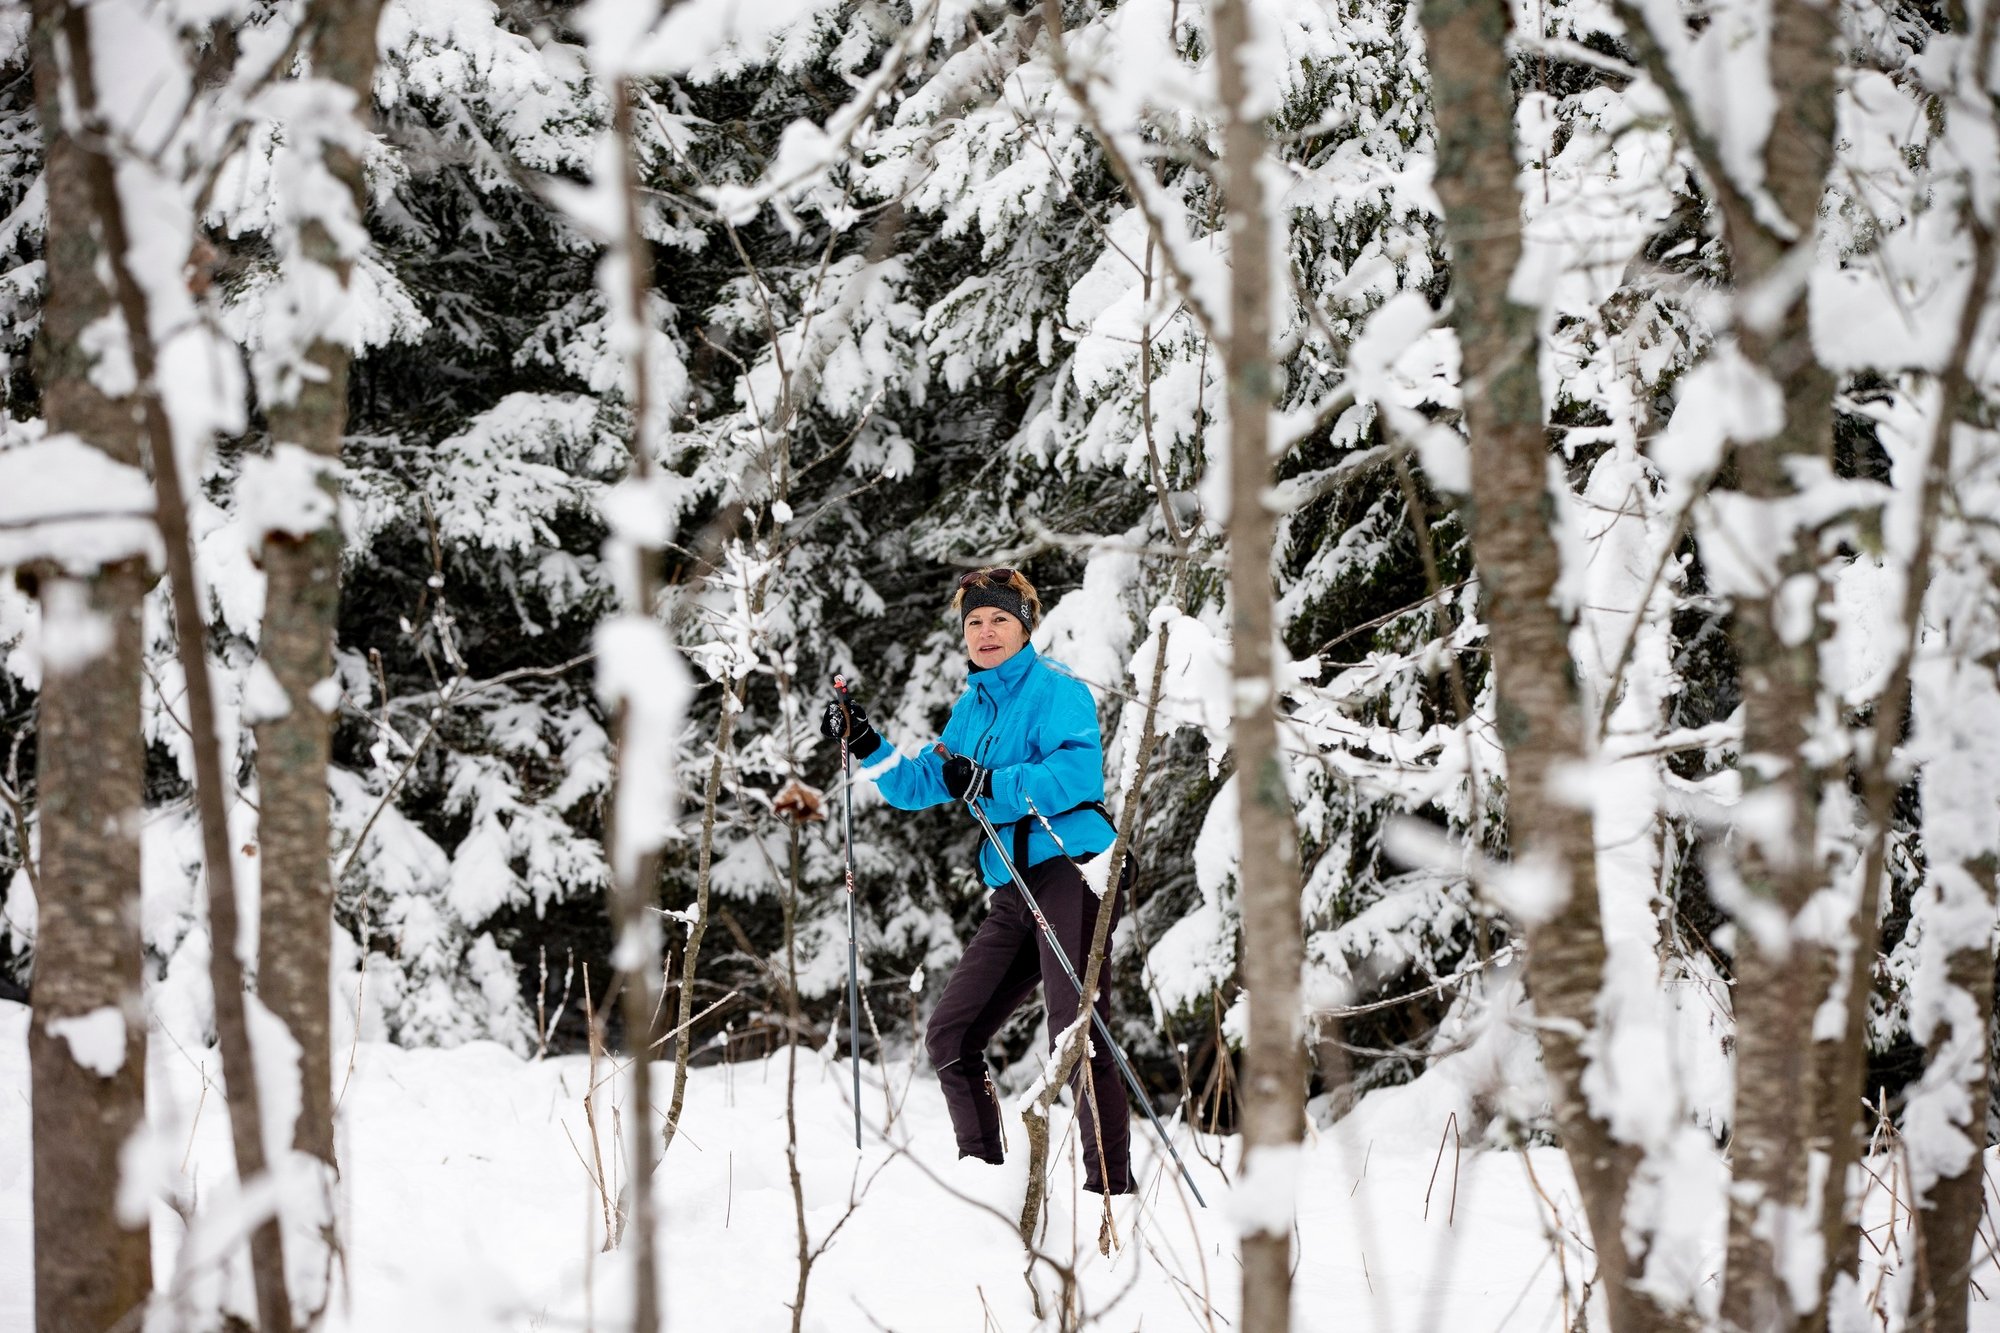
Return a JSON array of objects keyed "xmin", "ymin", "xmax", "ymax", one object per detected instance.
[
  {"xmin": 593, "ymin": 614, "xmax": 692, "ymax": 884},
  {"xmin": 308, "ymin": 676, "xmax": 343, "ymax": 715},
  {"xmin": 1230, "ymin": 1143, "xmax": 1301, "ymax": 1238},
  {"xmin": 237, "ymin": 444, "xmax": 339, "ymax": 544},
  {"xmin": 399, "ymin": 393, "xmax": 621, "ymax": 560},
  {"xmin": 4, "ymin": 993, "xmax": 1967, "ymax": 1330},
  {"xmin": 0, "ymin": 1010, "xmax": 25, "ymax": 1333},
  {"xmin": 1348, "ymin": 292, "xmax": 1469, "ymax": 491},
  {"xmin": 2, "ymin": 0, "xmax": 1997, "ymax": 1328},
  {"xmin": 241, "ymin": 659, "xmax": 293, "ymax": 725},
  {"xmin": 1124, "ymin": 604, "xmax": 1236, "ymax": 778},
  {"xmin": 44, "ymin": 1005, "xmax": 127, "ymax": 1077},
  {"xmin": 1635, "ymin": 0, "xmax": 1779, "ymax": 204},
  {"xmin": 32, "ymin": 575, "xmax": 113, "ymax": 678},
  {"xmin": 1146, "ymin": 776, "xmax": 1242, "ymax": 1021},
  {"xmin": 379, "ymin": 0, "xmax": 599, "ymax": 181},
  {"xmin": 246, "ymin": 994, "xmax": 304, "ymax": 1166},
  {"xmin": 1036, "ymin": 548, "xmax": 1139, "ymax": 699},
  {"xmin": 0, "ymin": 997, "xmax": 1777, "ymax": 1332},
  {"xmin": 628, "ymin": 0, "xmax": 845, "ymax": 79},
  {"xmin": 0, "ymin": 431, "xmax": 159, "ymax": 576},
  {"xmin": 1486, "ymin": 852, "xmax": 1571, "ymax": 929},
  {"xmin": 1650, "ymin": 350, "xmax": 1785, "ymax": 492}
]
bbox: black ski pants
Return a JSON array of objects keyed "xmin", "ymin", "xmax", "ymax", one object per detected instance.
[{"xmin": 924, "ymin": 853, "xmax": 1132, "ymax": 1195}]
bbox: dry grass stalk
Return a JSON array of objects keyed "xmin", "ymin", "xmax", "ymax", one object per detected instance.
[
  {"xmin": 1423, "ymin": 1112, "xmax": 1461, "ymax": 1224},
  {"xmin": 581, "ymin": 965, "xmax": 617, "ymax": 1249}
]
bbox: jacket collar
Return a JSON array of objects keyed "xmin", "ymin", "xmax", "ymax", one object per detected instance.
[{"xmin": 971, "ymin": 642, "xmax": 1038, "ymax": 699}]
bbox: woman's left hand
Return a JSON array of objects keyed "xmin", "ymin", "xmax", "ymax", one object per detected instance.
[{"xmin": 941, "ymin": 753, "xmax": 992, "ymax": 800}]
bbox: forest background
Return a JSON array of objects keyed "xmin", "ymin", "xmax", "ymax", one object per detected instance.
[{"xmin": 0, "ymin": 0, "xmax": 1996, "ymax": 1330}]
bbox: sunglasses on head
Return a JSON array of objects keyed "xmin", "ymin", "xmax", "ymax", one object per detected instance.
[{"xmin": 956, "ymin": 567, "xmax": 1017, "ymax": 590}]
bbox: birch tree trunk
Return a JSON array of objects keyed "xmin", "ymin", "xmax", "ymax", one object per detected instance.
[
  {"xmin": 599, "ymin": 76, "xmax": 669, "ymax": 1333},
  {"xmin": 25, "ymin": 5, "xmax": 151, "ymax": 1324},
  {"xmin": 1819, "ymin": 126, "xmax": 1998, "ymax": 1320},
  {"xmin": 1711, "ymin": 8, "xmax": 1840, "ymax": 1327},
  {"xmin": 1901, "ymin": 201, "xmax": 2000, "ymax": 1333},
  {"xmin": 1605, "ymin": 1, "xmax": 1842, "ymax": 1319},
  {"xmin": 1210, "ymin": 3, "xmax": 1304, "ymax": 1329},
  {"xmin": 62, "ymin": 3, "xmax": 293, "ymax": 1323},
  {"xmin": 1419, "ymin": 1, "xmax": 1683, "ymax": 1328},
  {"xmin": 255, "ymin": 0, "xmax": 385, "ymax": 1174}
]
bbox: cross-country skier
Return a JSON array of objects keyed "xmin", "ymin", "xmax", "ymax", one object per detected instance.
[{"xmin": 819, "ymin": 566, "xmax": 1133, "ymax": 1195}]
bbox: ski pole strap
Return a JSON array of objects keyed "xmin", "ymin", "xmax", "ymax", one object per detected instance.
[{"xmin": 1010, "ymin": 799, "xmax": 1116, "ymax": 870}]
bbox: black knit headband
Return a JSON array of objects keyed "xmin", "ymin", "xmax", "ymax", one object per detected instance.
[{"xmin": 960, "ymin": 583, "xmax": 1033, "ymax": 629}]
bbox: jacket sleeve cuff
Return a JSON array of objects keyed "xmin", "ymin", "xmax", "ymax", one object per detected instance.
[{"xmin": 982, "ymin": 765, "xmax": 1026, "ymax": 821}]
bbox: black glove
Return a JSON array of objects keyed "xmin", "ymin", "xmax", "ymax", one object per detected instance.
[
  {"xmin": 820, "ymin": 695, "xmax": 880, "ymax": 759},
  {"xmin": 941, "ymin": 753, "xmax": 992, "ymax": 800}
]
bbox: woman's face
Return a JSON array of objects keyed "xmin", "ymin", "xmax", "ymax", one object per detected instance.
[{"xmin": 963, "ymin": 606, "xmax": 1028, "ymax": 669}]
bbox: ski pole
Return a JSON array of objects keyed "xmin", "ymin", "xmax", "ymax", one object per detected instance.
[
  {"xmin": 954, "ymin": 764, "xmax": 1208, "ymax": 1208},
  {"xmin": 834, "ymin": 676, "xmax": 864, "ymax": 1150}
]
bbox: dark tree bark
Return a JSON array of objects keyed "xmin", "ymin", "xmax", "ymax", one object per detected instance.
[
  {"xmin": 253, "ymin": 0, "xmax": 385, "ymax": 1173},
  {"xmin": 1829, "ymin": 189, "xmax": 1998, "ymax": 1333},
  {"xmin": 59, "ymin": 3, "xmax": 293, "ymax": 1324},
  {"xmin": 1419, "ymin": 0, "xmax": 1683, "ymax": 1329},
  {"xmin": 1210, "ymin": 2, "xmax": 1305, "ymax": 1330},
  {"xmin": 1914, "ymin": 874, "xmax": 2000, "ymax": 1333},
  {"xmin": 1705, "ymin": 8, "xmax": 1840, "ymax": 1328},
  {"xmin": 1901, "ymin": 111, "xmax": 2000, "ymax": 1327},
  {"xmin": 25, "ymin": 13, "xmax": 152, "ymax": 1328},
  {"xmin": 1606, "ymin": 2, "xmax": 1841, "ymax": 1323}
]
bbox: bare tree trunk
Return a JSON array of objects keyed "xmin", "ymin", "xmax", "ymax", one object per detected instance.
[
  {"xmin": 1210, "ymin": 2, "xmax": 1304, "ymax": 1329},
  {"xmin": 1901, "ymin": 98, "xmax": 2000, "ymax": 1322},
  {"xmin": 1911, "ymin": 874, "xmax": 2000, "ymax": 1333},
  {"xmin": 1603, "ymin": 3, "xmax": 1841, "ymax": 1322},
  {"xmin": 58, "ymin": 3, "xmax": 293, "ymax": 1324},
  {"xmin": 1018, "ymin": 593, "xmax": 1180, "ymax": 1244},
  {"xmin": 255, "ymin": 0, "xmax": 385, "ymax": 1175},
  {"xmin": 601, "ymin": 77, "xmax": 666, "ymax": 1333},
  {"xmin": 25, "ymin": 12, "xmax": 152, "ymax": 1325},
  {"xmin": 1820, "ymin": 155, "xmax": 1999, "ymax": 1323},
  {"xmin": 782, "ymin": 820, "xmax": 816, "ymax": 1333},
  {"xmin": 1711, "ymin": 7, "xmax": 1840, "ymax": 1327},
  {"xmin": 24, "ymin": 568, "xmax": 153, "ymax": 1333},
  {"xmin": 1018, "ymin": 232, "xmax": 1194, "ymax": 1244},
  {"xmin": 1419, "ymin": 1, "xmax": 1685, "ymax": 1329},
  {"xmin": 1719, "ymin": 380, "xmax": 1834, "ymax": 1333}
]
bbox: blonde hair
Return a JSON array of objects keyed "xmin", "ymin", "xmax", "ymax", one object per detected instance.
[{"xmin": 950, "ymin": 567, "xmax": 1042, "ymax": 626}]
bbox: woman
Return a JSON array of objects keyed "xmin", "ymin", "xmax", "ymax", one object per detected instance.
[{"xmin": 820, "ymin": 567, "xmax": 1132, "ymax": 1195}]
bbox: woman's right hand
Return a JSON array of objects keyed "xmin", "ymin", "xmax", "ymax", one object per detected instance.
[{"xmin": 820, "ymin": 695, "xmax": 880, "ymax": 759}]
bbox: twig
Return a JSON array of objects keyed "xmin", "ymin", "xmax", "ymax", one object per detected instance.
[
  {"xmin": 67, "ymin": 10, "xmax": 292, "ymax": 1317},
  {"xmin": 1040, "ymin": 0, "xmax": 1223, "ymax": 339},
  {"xmin": 332, "ymin": 692, "xmax": 458, "ymax": 888},
  {"xmin": 581, "ymin": 965, "xmax": 617, "ymax": 1249},
  {"xmin": 0, "ymin": 506, "xmax": 155, "ymax": 532},
  {"xmin": 584, "ymin": 990, "xmax": 744, "ymax": 1097},
  {"xmin": 1313, "ymin": 945, "xmax": 1519, "ymax": 1019},
  {"xmin": 1424, "ymin": 1111, "xmax": 1462, "ymax": 1224},
  {"xmin": 0, "ymin": 765, "xmax": 39, "ymax": 909}
]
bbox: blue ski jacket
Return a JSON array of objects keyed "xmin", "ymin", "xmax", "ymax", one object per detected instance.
[{"xmin": 861, "ymin": 644, "xmax": 1115, "ymax": 887}]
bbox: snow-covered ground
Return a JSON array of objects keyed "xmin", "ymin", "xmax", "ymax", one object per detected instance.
[{"xmin": 0, "ymin": 999, "xmax": 1988, "ymax": 1331}]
